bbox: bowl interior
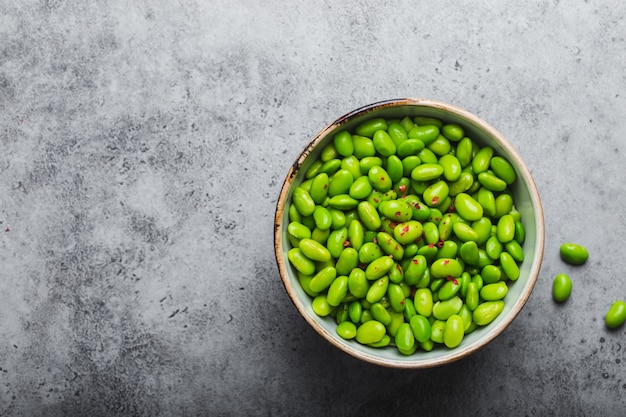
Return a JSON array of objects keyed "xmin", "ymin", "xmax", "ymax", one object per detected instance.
[{"xmin": 275, "ymin": 99, "xmax": 544, "ymax": 368}]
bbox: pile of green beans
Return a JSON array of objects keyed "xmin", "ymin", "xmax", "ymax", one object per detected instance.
[{"xmin": 286, "ymin": 115, "xmax": 526, "ymax": 355}]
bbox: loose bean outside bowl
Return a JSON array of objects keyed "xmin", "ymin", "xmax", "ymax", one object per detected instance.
[{"xmin": 274, "ymin": 98, "xmax": 545, "ymax": 368}]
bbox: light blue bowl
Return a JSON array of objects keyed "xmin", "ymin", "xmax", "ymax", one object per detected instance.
[{"xmin": 275, "ymin": 98, "xmax": 545, "ymax": 368}]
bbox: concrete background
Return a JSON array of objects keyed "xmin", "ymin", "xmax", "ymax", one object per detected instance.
[{"xmin": 1, "ymin": 0, "xmax": 625, "ymax": 415}]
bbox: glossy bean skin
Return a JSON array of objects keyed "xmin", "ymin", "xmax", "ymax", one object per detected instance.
[
  {"xmin": 443, "ymin": 315, "xmax": 464, "ymax": 348},
  {"xmin": 288, "ymin": 248, "xmax": 316, "ymax": 275},
  {"xmin": 552, "ymin": 273, "xmax": 572, "ymax": 303},
  {"xmin": 605, "ymin": 300, "xmax": 626, "ymax": 329},
  {"xmin": 411, "ymin": 163, "xmax": 444, "ymax": 182},
  {"xmin": 472, "ymin": 301, "xmax": 504, "ymax": 326},
  {"xmin": 336, "ymin": 321, "xmax": 357, "ymax": 339},
  {"xmin": 480, "ymin": 282, "xmax": 509, "ymax": 301},
  {"xmin": 559, "ymin": 243, "xmax": 589, "ymax": 265},
  {"xmin": 395, "ymin": 323, "xmax": 416, "ymax": 353},
  {"xmin": 409, "ymin": 314, "xmax": 431, "ymax": 343},
  {"xmin": 356, "ymin": 320, "xmax": 386, "ymax": 344}
]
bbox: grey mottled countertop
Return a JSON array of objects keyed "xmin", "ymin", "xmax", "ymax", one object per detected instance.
[{"xmin": 1, "ymin": 1, "xmax": 625, "ymax": 416}]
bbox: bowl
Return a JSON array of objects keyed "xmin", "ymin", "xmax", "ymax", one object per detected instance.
[{"xmin": 274, "ymin": 98, "xmax": 544, "ymax": 368}]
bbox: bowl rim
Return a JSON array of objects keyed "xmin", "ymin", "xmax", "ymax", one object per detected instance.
[{"xmin": 274, "ymin": 98, "xmax": 545, "ymax": 368}]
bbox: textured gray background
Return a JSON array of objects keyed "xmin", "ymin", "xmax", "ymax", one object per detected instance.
[{"xmin": 1, "ymin": 0, "xmax": 625, "ymax": 416}]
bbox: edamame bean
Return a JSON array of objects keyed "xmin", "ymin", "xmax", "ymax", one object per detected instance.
[
  {"xmin": 455, "ymin": 137, "xmax": 474, "ymax": 168},
  {"xmin": 326, "ymin": 228, "xmax": 348, "ymax": 259},
  {"xmin": 393, "ymin": 220, "xmax": 423, "ymax": 245},
  {"xmin": 388, "ymin": 122, "xmax": 408, "ymax": 146},
  {"xmin": 500, "ymin": 252, "xmax": 520, "ymax": 280},
  {"xmin": 414, "ymin": 288, "xmax": 433, "ymax": 317},
  {"xmin": 357, "ymin": 201, "xmax": 382, "ymax": 231},
  {"xmin": 336, "ymin": 321, "xmax": 357, "ymax": 339},
  {"xmin": 414, "ymin": 116, "xmax": 442, "ymax": 128},
  {"xmin": 443, "ymin": 315, "xmax": 464, "ymax": 348},
  {"xmin": 335, "ymin": 247, "xmax": 359, "ymax": 276},
  {"xmin": 333, "ymin": 131, "xmax": 354, "ymax": 157},
  {"xmin": 409, "ymin": 314, "xmax": 431, "ymax": 343},
  {"xmin": 430, "ymin": 320, "xmax": 445, "ymax": 343},
  {"xmin": 370, "ymin": 302, "xmax": 392, "ymax": 326},
  {"xmin": 411, "ymin": 163, "xmax": 444, "ymax": 182},
  {"xmin": 313, "ymin": 206, "xmax": 333, "ymax": 230},
  {"xmin": 476, "ymin": 187, "xmax": 496, "ymax": 217},
  {"xmin": 327, "ymin": 276, "xmax": 349, "ymax": 306},
  {"xmin": 348, "ymin": 268, "xmax": 369, "ymax": 298},
  {"xmin": 395, "ymin": 323, "xmax": 416, "ymax": 353},
  {"xmin": 472, "ymin": 301, "xmax": 504, "ymax": 326},
  {"xmin": 480, "ymin": 282, "xmax": 508, "ymax": 301},
  {"xmin": 312, "ymin": 295, "xmax": 333, "ymax": 317},
  {"xmin": 373, "ymin": 130, "xmax": 396, "ymax": 156},
  {"xmin": 465, "ymin": 282, "xmax": 479, "ymax": 311},
  {"xmin": 397, "ymin": 139, "xmax": 425, "ymax": 157},
  {"xmin": 481, "ymin": 265, "xmax": 501, "ymax": 284},
  {"xmin": 377, "ymin": 232, "xmax": 404, "ymax": 260},
  {"xmin": 349, "ymin": 300, "xmax": 362, "ymax": 323},
  {"xmin": 471, "ymin": 146, "xmax": 494, "ymax": 174},
  {"xmin": 309, "ymin": 266, "xmax": 337, "ymax": 292},
  {"xmin": 605, "ymin": 300, "xmax": 626, "ymax": 329},
  {"xmin": 292, "ymin": 187, "xmax": 316, "ymax": 216},
  {"xmin": 352, "ymin": 135, "xmax": 376, "ymax": 158},
  {"xmin": 327, "ymin": 194, "xmax": 358, "ymax": 210},
  {"xmin": 441, "ymin": 124, "xmax": 464, "ymax": 142},
  {"xmin": 439, "ymin": 154, "xmax": 462, "ymax": 181},
  {"xmin": 288, "ymin": 222, "xmax": 311, "ymax": 240},
  {"xmin": 366, "ymin": 276, "xmax": 389, "ymax": 303},
  {"xmin": 490, "ymin": 156, "xmax": 516, "ymax": 184},
  {"xmin": 288, "ymin": 248, "xmax": 316, "ymax": 275},
  {"xmin": 432, "ymin": 296, "xmax": 463, "ymax": 320},
  {"xmin": 379, "ymin": 199, "xmax": 413, "ymax": 222},
  {"xmin": 408, "ymin": 125, "xmax": 439, "ymax": 145},
  {"xmin": 365, "ymin": 256, "xmax": 395, "ymax": 280},
  {"xmin": 427, "ymin": 135, "xmax": 451, "ymax": 156},
  {"xmin": 496, "ymin": 214, "xmax": 515, "ymax": 243},
  {"xmin": 356, "ymin": 320, "xmax": 386, "ymax": 344},
  {"xmin": 454, "ymin": 193, "xmax": 483, "ymax": 221},
  {"xmin": 559, "ymin": 243, "xmax": 589, "ymax": 265},
  {"xmin": 423, "ymin": 180, "xmax": 449, "ymax": 207},
  {"xmin": 477, "ymin": 171, "xmax": 507, "ymax": 192},
  {"xmin": 431, "ymin": 258, "xmax": 463, "ymax": 278},
  {"xmin": 552, "ymin": 273, "xmax": 572, "ymax": 303},
  {"xmin": 328, "ymin": 169, "xmax": 354, "ymax": 197},
  {"xmin": 368, "ymin": 166, "xmax": 393, "ymax": 192},
  {"xmin": 356, "ymin": 118, "xmax": 388, "ymax": 138}
]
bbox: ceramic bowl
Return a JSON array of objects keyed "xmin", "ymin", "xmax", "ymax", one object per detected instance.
[{"xmin": 274, "ymin": 98, "xmax": 544, "ymax": 368}]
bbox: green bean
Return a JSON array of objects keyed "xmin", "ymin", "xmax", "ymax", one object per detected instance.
[
  {"xmin": 408, "ymin": 125, "xmax": 439, "ymax": 145},
  {"xmin": 552, "ymin": 273, "xmax": 572, "ymax": 303},
  {"xmin": 356, "ymin": 118, "xmax": 388, "ymax": 138},
  {"xmin": 352, "ymin": 135, "xmax": 376, "ymax": 158},
  {"xmin": 356, "ymin": 320, "xmax": 386, "ymax": 344},
  {"xmin": 409, "ymin": 314, "xmax": 432, "ymax": 343},
  {"xmin": 472, "ymin": 301, "xmax": 504, "ymax": 325},
  {"xmin": 559, "ymin": 243, "xmax": 589, "ymax": 265},
  {"xmin": 441, "ymin": 123, "xmax": 464, "ymax": 141},
  {"xmin": 373, "ymin": 130, "xmax": 396, "ymax": 156},
  {"xmin": 443, "ymin": 315, "xmax": 464, "ymax": 348},
  {"xmin": 333, "ymin": 131, "xmax": 354, "ymax": 157},
  {"xmin": 341, "ymin": 155, "xmax": 361, "ymax": 180},
  {"xmin": 605, "ymin": 300, "xmax": 626, "ymax": 329},
  {"xmin": 336, "ymin": 321, "xmax": 357, "ymax": 339}
]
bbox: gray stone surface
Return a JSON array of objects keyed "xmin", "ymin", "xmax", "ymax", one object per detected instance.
[{"xmin": 1, "ymin": 0, "xmax": 625, "ymax": 415}]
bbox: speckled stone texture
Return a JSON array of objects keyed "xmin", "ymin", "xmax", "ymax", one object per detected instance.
[{"xmin": 1, "ymin": 0, "xmax": 625, "ymax": 415}]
